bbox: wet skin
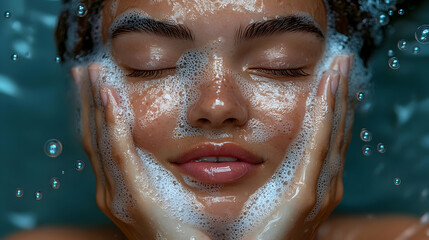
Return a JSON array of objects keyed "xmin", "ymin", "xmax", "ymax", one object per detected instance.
[{"xmin": 71, "ymin": 0, "xmax": 354, "ymax": 239}]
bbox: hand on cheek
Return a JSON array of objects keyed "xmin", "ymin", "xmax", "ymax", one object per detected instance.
[{"xmin": 250, "ymin": 55, "xmax": 352, "ymax": 240}]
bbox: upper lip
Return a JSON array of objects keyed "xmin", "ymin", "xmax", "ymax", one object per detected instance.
[{"xmin": 172, "ymin": 142, "xmax": 265, "ymax": 164}]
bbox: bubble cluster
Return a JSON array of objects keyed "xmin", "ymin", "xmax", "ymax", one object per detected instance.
[
  {"xmin": 388, "ymin": 57, "xmax": 400, "ymax": 69},
  {"xmin": 75, "ymin": 3, "xmax": 88, "ymax": 17},
  {"xmin": 44, "ymin": 139, "xmax": 63, "ymax": 158},
  {"xmin": 16, "ymin": 188, "xmax": 23, "ymax": 198},
  {"xmin": 362, "ymin": 145, "xmax": 372, "ymax": 156},
  {"xmin": 50, "ymin": 177, "xmax": 61, "ymax": 189},
  {"xmin": 377, "ymin": 13, "xmax": 389, "ymax": 26},
  {"xmin": 11, "ymin": 54, "xmax": 18, "ymax": 61},
  {"xmin": 4, "ymin": 11, "xmax": 10, "ymax": 18},
  {"xmin": 394, "ymin": 177, "xmax": 401, "ymax": 186},
  {"xmin": 360, "ymin": 129, "xmax": 372, "ymax": 142},
  {"xmin": 34, "ymin": 191, "xmax": 43, "ymax": 200},
  {"xmin": 397, "ymin": 39, "xmax": 408, "ymax": 51},
  {"xmin": 415, "ymin": 25, "xmax": 429, "ymax": 44},
  {"xmin": 377, "ymin": 143, "xmax": 386, "ymax": 153},
  {"xmin": 75, "ymin": 160, "xmax": 85, "ymax": 171}
]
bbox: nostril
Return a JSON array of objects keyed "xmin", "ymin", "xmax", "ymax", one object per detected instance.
[
  {"xmin": 225, "ymin": 118, "xmax": 236, "ymax": 124},
  {"xmin": 197, "ymin": 118, "xmax": 210, "ymax": 125}
]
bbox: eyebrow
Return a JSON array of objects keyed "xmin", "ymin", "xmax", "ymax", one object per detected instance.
[
  {"xmin": 110, "ymin": 17, "xmax": 194, "ymax": 40},
  {"xmin": 235, "ymin": 15, "xmax": 325, "ymax": 42}
]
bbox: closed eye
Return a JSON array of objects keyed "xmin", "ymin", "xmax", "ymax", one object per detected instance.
[
  {"xmin": 126, "ymin": 68, "xmax": 176, "ymax": 79},
  {"xmin": 250, "ymin": 68, "xmax": 310, "ymax": 78}
]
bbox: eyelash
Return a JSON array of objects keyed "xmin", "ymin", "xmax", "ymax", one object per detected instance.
[
  {"xmin": 126, "ymin": 68, "xmax": 175, "ymax": 78},
  {"xmin": 126, "ymin": 68, "xmax": 309, "ymax": 79},
  {"xmin": 253, "ymin": 68, "xmax": 310, "ymax": 78}
]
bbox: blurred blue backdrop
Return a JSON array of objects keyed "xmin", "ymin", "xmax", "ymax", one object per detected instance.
[{"xmin": 0, "ymin": 0, "xmax": 428, "ymax": 238}]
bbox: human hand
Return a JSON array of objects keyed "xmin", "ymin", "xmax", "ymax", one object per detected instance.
[
  {"xmin": 72, "ymin": 64, "xmax": 212, "ymax": 240},
  {"xmin": 247, "ymin": 55, "xmax": 353, "ymax": 240}
]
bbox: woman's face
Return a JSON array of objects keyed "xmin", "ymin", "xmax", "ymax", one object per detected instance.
[
  {"xmin": 77, "ymin": 0, "xmax": 347, "ymax": 238},
  {"xmin": 100, "ymin": 0, "xmax": 326, "ymax": 218}
]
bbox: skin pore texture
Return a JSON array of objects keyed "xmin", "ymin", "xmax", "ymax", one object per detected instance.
[{"xmin": 70, "ymin": 0, "xmax": 354, "ymax": 239}]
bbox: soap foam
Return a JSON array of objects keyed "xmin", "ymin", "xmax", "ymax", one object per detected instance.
[{"xmin": 64, "ymin": 0, "xmax": 395, "ymax": 238}]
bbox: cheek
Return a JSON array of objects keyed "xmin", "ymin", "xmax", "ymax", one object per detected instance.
[{"xmin": 129, "ymin": 86, "xmax": 180, "ymax": 151}]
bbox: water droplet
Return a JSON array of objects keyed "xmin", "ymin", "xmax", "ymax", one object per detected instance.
[
  {"xmin": 11, "ymin": 53, "xmax": 19, "ymax": 61},
  {"xmin": 413, "ymin": 46, "xmax": 421, "ymax": 55},
  {"xmin": 44, "ymin": 139, "xmax": 63, "ymax": 158},
  {"xmin": 388, "ymin": 9, "xmax": 394, "ymax": 16},
  {"xmin": 4, "ymin": 11, "xmax": 11, "ymax": 18},
  {"xmin": 377, "ymin": 13, "xmax": 389, "ymax": 26},
  {"xmin": 75, "ymin": 160, "xmax": 85, "ymax": 171},
  {"xmin": 415, "ymin": 25, "xmax": 429, "ymax": 44},
  {"xmin": 387, "ymin": 49, "xmax": 395, "ymax": 57},
  {"xmin": 34, "ymin": 191, "xmax": 43, "ymax": 200},
  {"xmin": 377, "ymin": 143, "xmax": 386, "ymax": 153},
  {"xmin": 388, "ymin": 57, "xmax": 400, "ymax": 69},
  {"xmin": 398, "ymin": 9, "xmax": 405, "ymax": 15},
  {"xmin": 50, "ymin": 177, "xmax": 61, "ymax": 189},
  {"xmin": 75, "ymin": 3, "xmax": 88, "ymax": 17},
  {"xmin": 383, "ymin": 0, "xmax": 393, "ymax": 4},
  {"xmin": 394, "ymin": 177, "xmax": 401, "ymax": 186},
  {"xmin": 362, "ymin": 145, "xmax": 372, "ymax": 156},
  {"xmin": 360, "ymin": 129, "xmax": 372, "ymax": 142},
  {"xmin": 61, "ymin": 170, "xmax": 65, "ymax": 175},
  {"xmin": 16, "ymin": 188, "xmax": 23, "ymax": 197},
  {"xmin": 356, "ymin": 91, "xmax": 365, "ymax": 101},
  {"xmin": 55, "ymin": 56, "xmax": 61, "ymax": 63},
  {"xmin": 397, "ymin": 39, "xmax": 408, "ymax": 51}
]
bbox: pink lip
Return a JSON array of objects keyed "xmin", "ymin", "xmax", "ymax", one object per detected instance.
[{"xmin": 172, "ymin": 143, "xmax": 264, "ymax": 184}]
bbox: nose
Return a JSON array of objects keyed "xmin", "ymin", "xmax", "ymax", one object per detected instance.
[{"xmin": 187, "ymin": 76, "xmax": 249, "ymax": 130}]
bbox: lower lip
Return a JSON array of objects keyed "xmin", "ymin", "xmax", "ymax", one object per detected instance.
[{"xmin": 176, "ymin": 161, "xmax": 258, "ymax": 184}]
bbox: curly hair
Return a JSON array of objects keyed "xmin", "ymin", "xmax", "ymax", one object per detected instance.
[{"xmin": 55, "ymin": 0, "xmax": 418, "ymax": 65}]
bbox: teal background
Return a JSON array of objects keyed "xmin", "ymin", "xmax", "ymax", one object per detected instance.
[{"xmin": 0, "ymin": 0, "xmax": 428, "ymax": 238}]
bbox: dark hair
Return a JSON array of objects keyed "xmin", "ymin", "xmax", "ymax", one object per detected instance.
[{"xmin": 55, "ymin": 0, "xmax": 418, "ymax": 65}]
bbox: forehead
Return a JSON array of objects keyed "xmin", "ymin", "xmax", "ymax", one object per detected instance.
[{"xmin": 102, "ymin": 0, "xmax": 327, "ymax": 41}]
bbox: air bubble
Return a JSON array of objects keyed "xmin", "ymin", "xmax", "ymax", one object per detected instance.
[
  {"xmin": 394, "ymin": 177, "xmax": 401, "ymax": 186},
  {"xmin": 362, "ymin": 145, "xmax": 372, "ymax": 156},
  {"xmin": 4, "ymin": 11, "xmax": 11, "ymax": 18},
  {"xmin": 11, "ymin": 53, "xmax": 19, "ymax": 61},
  {"xmin": 16, "ymin": 188, "xmax": 23, "ymax": 197},
  {"xmin": 377, "ymin": 143, "xmax": 386, "ymax": 153},
  {"xmin": 360, "ymin": 129, "xmax": 372, "ymax": 142},
  {"xmin": 377, "ymin": 13, "xmax": 389, "ymax": 26},
  {"xmin": 398, "ymin": 9, "xmax": 405, "ymax": 15},
  {"xmin": 75, "ymin": 160, "xmax": 85, "ymax": 171},
  {"xmin": 34, "ymin": 191, "xmax": 43, "ymax": 200},
  {"xmin": 388, "ymin": 57, "xmax": 400, "ymax": 69},
  {"xmin": 415, "ymin": 25, "xmax": 429, "ymax": 44},
  {"xmin": 388, "ymin": 9, "xmax": 394, "ymax": 16},
  {"xmin": 356, "ymin": 91, "xmax": 365, "ymax": 101},
  {"xmin": 413, "ymin": 46, "xmax": 421, "ymax": 55},
  {"xmin": 397, "ymin": 39, "xmax": 408, "ymax": 51},
  {"xmin": 55, "ymin": 56, "xmax": 61, "ymax": 63},
  {"xmin": 50, "ymin": 177, "xmax": 61, "ymax": 189},
  {"xmin": 387, "ymin": 49, "xmax": 395, "ymax": 57},
  {"xmin": 75, "ymin": 3, "xmax": 88, "ymax": 17},
  {"xmin": 44, "ymin": 139, "xmax": 63, "ymax": 158}
]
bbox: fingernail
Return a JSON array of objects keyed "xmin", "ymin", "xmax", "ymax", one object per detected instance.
[
  {"xmin": 88, "ymin": 64, "xmax": 100, "ymax": 85},
  {"xmin": 340, "ymin": 56, "xmax": 350, "ymax": 77},
  {"xmin": 330, "ymin": 72, "xmax": 340, "ymax": 95},
  {"xmin": 100, "ymin": 89, "xmax": 108, "ymax": 107},
  {"xmin": 333, "ymin": 56, "xmax": 350, "ymax": 77}
]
